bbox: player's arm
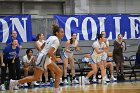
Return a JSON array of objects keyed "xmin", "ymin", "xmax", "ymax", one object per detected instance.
[
  {"xmin": 114, "ymin": 41, "xmax": 122, "ymax": 50},
  {"xmin": 104, "ymin": 39, "xmax": 110, "ymax": 51},
  {"xmin": 22, "ymin": 56, "xmax": 29, "ymax": 67},
  {"xmin": 94, "ymin": 48, "xmax": 106, "ymax": 54},
  {"xmin": 35, "ymin": 41, "xmax": 42, "ymax": 51},
  {"xmin": 12, "ymin": 55, "xmax": 16, "ymax": 63},
  {"xmin": 75, "ymin": 42, "xmax": 81, "ymax": 51},
  {"xmin": 48, "ymin": 39, "xmax": 61, "ymax": 62},
  {"xmin": 65, "ymin": 40, "xmax": 72, "ymax": 53},
  {"xmin": 1, "ymin": 47, "xmax": 8, "ymax": 66},
  {"xmin": 41, "ymin": 42, "xmax": 46, "ymax": 49},
  {"xmin": 48, "ymin": 47, "xmax": 61, "ymax": 62},
  {"xmin": 22, "ymin": 61, "xmax": 29, "ymax": 67},
  {"xmin": 104, "ymin": 44, "xmax": 109, "ymax": 52},
  {"xmin": 93, "ymin": 43, "xmax": 108, "ymax": 54},
  {"xmin": 0, "ymin": 53, "xmax": 5, "ymax": 66}
]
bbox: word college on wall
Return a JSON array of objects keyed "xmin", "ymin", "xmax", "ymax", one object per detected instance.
[
  {"xmin": 54, "ymin": 14, "xmax": 140, "ymax": 40},
  {"xmin": 0, "ymin": 14, "xmax": 32, "ymax": 43}
]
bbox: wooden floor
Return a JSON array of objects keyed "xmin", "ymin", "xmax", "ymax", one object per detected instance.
[{"xmin": 1, "ymin": 81, "xmax": 140, "ymax": 93}]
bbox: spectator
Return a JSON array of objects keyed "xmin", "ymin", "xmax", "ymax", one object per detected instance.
[
  {"xmin": 0, "ymin": 53, "xmax": 7, "ymax": 91},
  {"xmin": 35, "ymin": 33, "xmax": 48, "ymax": 84},
  {"xmin": 35, "ymin": 33, "xmax": 45, "ymax": 52},
  {"xmin": 6, "ymin": 30, "xmax": 22, "ymax": 49},
  {"xmin": 22, "ymin": 49, "xmax": 37, "ymax": 86},
  {"xmin": 113, "ymin": 34, "xmax": 125, "ymax": 81},
  {"xmin": 1, "ymin": 39, "xmax": 21, "ymax": 90}
]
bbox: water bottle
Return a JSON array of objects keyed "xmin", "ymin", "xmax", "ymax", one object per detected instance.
[
  {"xmin": 82, "ymin": 76, "xmax": 85, "ymax": 85},
  {"xmin": 4, "ymin": 81, "xmax": 7, "ymax": 90},
  {"xmin": 79, "ymin": 76, "xmax": 82, "ymax": 85},
  {"xmin": 30, "ymin": 82, "xmax": 34, "ymax": 88},
  {"xmin": 39, "ymin": 80, "xmax": 42, "ymax": 88},
  {"xmin": 68, "ymin": 76, "xmax": 71, "ymax": 85},
  {"xmin": 50, "ymin": 78, "xmax": 53, "ymax": 87}
]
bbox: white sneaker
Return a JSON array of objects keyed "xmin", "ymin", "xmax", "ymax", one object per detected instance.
[
  {"xmin": 72, "ymin": 79, "xmax": 79, "ymax": 84},
  {"xmin": 92, "ymin": 78, "xmax": 97, "ymax": 82},
  {"xmin": 0, "ymin": 84, "xmax": 6, "ymax": 91},
  {"xmin": 60, "ymin": 80, "xmax": 63, "ymax": 84},
  {"xmin": 18, "ymin": 84, "xmax": 23, "ymax": 87},
  {"xmin": 59, "ymin": 78, "xmax": 63, "ymax": 84},
  {"xmin": 1, "ymin": 62, "xmax": 5, "ymax": 67},
  {"xmin": 102, "ymin": 79, "xmax": 107, "ymax": 85},
  {"xmin": 83, "ymin": 78, "xmax": 90, "ymax": 84},
  {"xmin": 45, "ymin": 82, "xmax": 50, "ymax": 86},
  {"xmin": 64, "ymin": 79, "xmax": 68, "ymax": 84},
  {"xmin": 110, "ymin": 77, "xmax": 117, "ymax": 81},
  {"xmin": 41, "ymin": 83, "xmax": 45, "ymax": 86},
  {"xmin": 9, "ymin": 79, "xmax": 18, "ymax": 90},
  {"xmin": 105, "ymin": 77, "xmax": 110, "ymax": 82},
  {"xmin": 14, "ymin": 85, "xmax": 19, "ymax": 90},
  {"xmin": 24, "ymin": 83, "xmax": 28, "ymax": 87},
  {"xmin": 33, "ymin": 81, "xmax": 39, "ymax": 86}
]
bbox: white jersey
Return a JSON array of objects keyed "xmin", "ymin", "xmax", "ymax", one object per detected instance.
[
  {"xmin": 68, "ymin": 40, "xmax": 78, "ymax": 52},
  {"xmin": 36, "ymin": 40, "xmax": 45, "ymax": 54},
  {"xmin": 36, "ymin": 36, "xmax": 60, "ymax": 70},
  {"xmin": 91, "ymin": 41, "xmax": 106, "ymax": 63},
  {"xmin": 102, "ymin": 39, "xmax": 109, "ymax": 60},
  {"xmin": 72, "ymin": 40, "xmax": 78, "ymax": 47},
  {"xmin": 36, "ymin": 40, "xmax": 45, "ymax": 48},
  {"xmin": 63, "ymin": 40, "xmax": 78, "ymax": 58},
  {"xmin": 22, "ymin": 55, "xmax": 34, "ymax": 64},
  {"xmin": 41, "ymin": 36, "xmax": 60, "ymax": 55}
]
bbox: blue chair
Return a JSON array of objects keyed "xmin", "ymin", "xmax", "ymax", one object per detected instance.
[{"xmin": 129, "ymin": 55, "xmax": 140, "ymax": 80}]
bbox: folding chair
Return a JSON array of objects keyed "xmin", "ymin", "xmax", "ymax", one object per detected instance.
[{"xmin": 129, "ymin": 55, "xmax": 140, "ymax": 81}]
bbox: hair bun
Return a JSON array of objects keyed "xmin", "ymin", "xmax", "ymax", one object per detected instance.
[{"xmin": 52, "ymin": 24, "xmax": 59, "ymax": 31}]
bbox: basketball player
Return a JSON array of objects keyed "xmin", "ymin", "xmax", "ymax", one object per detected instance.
[
  {"xmin": 83, "ymin": 34, "xmax": 108, "ymax": 84},
  {"xmin": 92, "ymin": 31, "xmax": 116, "ymax": 82},
  {"xmin": 9, "ymin": 24, "xmax": 64, "ymax": 93},
  {"xmin": 63, "ymin": 33, "xmax": 80, "ymax": 84}
]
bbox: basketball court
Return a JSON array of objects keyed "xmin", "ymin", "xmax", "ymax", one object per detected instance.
[{"xmin": 1, "ymin": 80, "xmax": 140, "ymax": 93}]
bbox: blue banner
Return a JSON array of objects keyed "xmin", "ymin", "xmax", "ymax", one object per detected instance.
[
  {"xmin": 54, "ymin": 14, "xmax": 140, "ymax": 40},
  {"xmin": 0, "ymin": 14, "xmax": 32, "ymax": 43}
]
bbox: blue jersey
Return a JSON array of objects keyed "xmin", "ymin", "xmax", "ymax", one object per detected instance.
[
  {"xmin": 3, "ymin": 45, "xmax": 20, "ymax": 59},
  {"xmin": 6, "ymin": 37, "xmax": 22, "ymax": 45}
]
